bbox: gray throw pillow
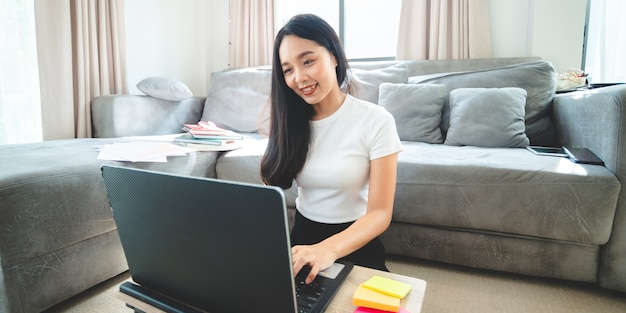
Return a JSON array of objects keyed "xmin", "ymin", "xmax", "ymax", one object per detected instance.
[
  {"xmin": 201, "ymin": 68, "xmax": 272, "ymax": 133},
  {"xmin": 350, "ymin": 63, "xmax": 409, "ymax": 103},
  {"xmin": 136, "ymin": 76, "xmax": 193, "ymax": 101},
  {"xmin": 378, "ymin": 83, "xmax": 447, "ymax": 143},
  {"xmin": 418, "ymin": 60, "xmax": 557, "ymax": 146},
  {"xmin": 444, "ymin": 87, "xmax": 530, "ymax": 148}
]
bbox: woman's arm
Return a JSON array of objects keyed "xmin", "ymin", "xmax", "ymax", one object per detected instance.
[{"xmin": 291, "ymin": 152, "xmax": 399, "ymax": 283}]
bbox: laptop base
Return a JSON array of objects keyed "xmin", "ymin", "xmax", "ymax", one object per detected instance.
[{"xmin": 120, "ymin": 281, "xmax": 206, "ymax": 313}]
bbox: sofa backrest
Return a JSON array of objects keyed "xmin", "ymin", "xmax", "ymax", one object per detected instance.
[
  {"xmin": 414, "ymin": 60, "xmax": 558, "ymax": 146},
  {"xmin": 92, "ymin": 95, "xmax": 205, "ymax": 138},
  {"xmin": 202, "ymin": 57, "xmax": 557, "ymax": 146},
  {"xmin": 350, "ymin": 56, "xmax": 541, "ymax": 76}
]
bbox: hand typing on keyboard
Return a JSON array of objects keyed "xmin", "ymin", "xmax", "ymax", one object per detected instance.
[
  {"xmin": 294, "ymin": 265, "xmax": 327, "ymax": 313},
  {"xmin": 292, "ymin": 244, "xmax": 338, "ymax": 284}
]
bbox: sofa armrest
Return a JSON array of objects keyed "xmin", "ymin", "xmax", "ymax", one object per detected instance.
[
  {"xmin": 552, "ymin": 84, "xmax": 626, "ymax": 291},
  {"xmin": 91, "ymin": 95, "xmax": 205, "ymax": 138},
  {"xmin": 552, "ymin": 85, "xmax": 626, "ymax": 173}
]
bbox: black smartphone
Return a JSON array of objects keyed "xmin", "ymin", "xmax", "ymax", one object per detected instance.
[{"xmin": 562, "ymin": 146, "xmax": 604, "ymax": 166}]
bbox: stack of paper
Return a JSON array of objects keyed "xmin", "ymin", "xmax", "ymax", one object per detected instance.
[
  {"xmin": 96, "ymin": 142, "xmax": 196, "ymax": 162},
  {"xmin": 352, "ymin": 275, "xmax": 412, "ymax": 313}
]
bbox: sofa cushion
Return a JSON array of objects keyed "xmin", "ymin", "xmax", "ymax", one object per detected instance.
[
  {"xmin": 394, "ymin": 142, "xmax": 620, "ymax": 245},
  {"xmin": 417, "ymin": 60, "xmax": 557, "ymax": 146},
  {"xmin": 201, "ymin": 68, "xmax": 272, "ymax": 133},
  {"xmin": 350, "ymin": 63, "xmax": 409, "ymax": 104},
  {"xmin": 378, "ymin": 83, "xmax": 446, "ymax": 143},
  {"xmin": 444, "ymin": 87, "xmax": 530, "ymax": 147},
  {"xmin": 136, "ymin": 76, "xmax": 193, "ymax": 101}
]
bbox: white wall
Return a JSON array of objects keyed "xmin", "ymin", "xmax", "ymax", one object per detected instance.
[
  {"xmin": 531, "ymin": 0, "xmax": 587, "ymax": 71},
  {"xmin": 489, "ymin": 0, "xmax": 533, "ymax": 58},
  {"xmin": 124, "ymin": 0, "xmax": 588, "ymax": 97},
  {"xmin": 489, "ymin": 0, "xmax": 587, "ymax": 72},
  {"xmin": 125, "ymin": 0, "xmax": 229, "ymax": 97},
  {"xmin": 204, "ymin": 0, "xmax": 230, "ymax": 87}
]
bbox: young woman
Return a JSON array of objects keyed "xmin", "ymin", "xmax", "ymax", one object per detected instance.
[{"xmin": 260, "ymin": 14, "xmax": 402, "ymax": 284}]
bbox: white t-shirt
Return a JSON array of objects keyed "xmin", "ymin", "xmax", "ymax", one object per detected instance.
[{"xmin": 295, "ymin": 94, "xmax": 403, "ymax": 224}]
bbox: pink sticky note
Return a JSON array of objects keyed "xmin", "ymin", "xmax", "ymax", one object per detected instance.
[{"xmin": 353, "ymin": 307, "xmax": 411, "ymax": 313}]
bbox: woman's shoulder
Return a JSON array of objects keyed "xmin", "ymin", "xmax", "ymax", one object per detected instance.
[
  {"xmin": 347, "ymin": 94, "xmax": 394, "ymax": 119},
  {"xmin": 347, "ymin": 93, "xmax": 375, "ymax": 106}
]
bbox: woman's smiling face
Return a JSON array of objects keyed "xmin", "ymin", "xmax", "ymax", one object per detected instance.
[{"xmin": 279, "ymin": 35, "xmax": 341, "ymax": 107}]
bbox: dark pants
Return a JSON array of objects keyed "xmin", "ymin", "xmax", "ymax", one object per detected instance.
[{"xmin": 290, "ymin": 210, "xmax": 389, "ymax": 272}]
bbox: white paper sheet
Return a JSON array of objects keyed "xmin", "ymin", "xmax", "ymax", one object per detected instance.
[{"xmin": 96, "ymin": 141, "xmax": 196, "ymax": 162}]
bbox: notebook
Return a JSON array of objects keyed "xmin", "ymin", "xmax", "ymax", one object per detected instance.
[{"xmin": 101, "ymin": 165, "xmax": 353, "ymax": 313}]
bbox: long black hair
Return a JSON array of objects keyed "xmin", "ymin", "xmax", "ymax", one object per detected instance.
[{"xmin": 260, "ymin": 14, "xmax": 353, "ymax": 189}]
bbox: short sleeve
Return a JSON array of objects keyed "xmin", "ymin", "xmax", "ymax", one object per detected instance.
[{"xmin": 369, "ymin": 106, "xmax": 403, "ymax": 160}]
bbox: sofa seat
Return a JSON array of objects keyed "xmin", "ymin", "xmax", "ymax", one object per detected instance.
[
  {"xmin": 0, "ymin": 138, "xmax": 220, "ymax": 313},
  {"xmin": 215, "ymin": 136, "xmax": 621, "ymax": 283},
  {"xmin": 381, "ymin": 141, "xmax": 620, "ymax": 283},
  {"xmin": 217, "ymin": 138, "xmax": 620, "ymax": 246},
  {"xmin": 394, "ymin": 142, "xmax": 620, "ymax": 244}
]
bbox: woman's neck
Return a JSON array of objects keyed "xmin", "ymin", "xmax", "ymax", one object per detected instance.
[{"xmin": 311, "ymin": 89, "xmax": 346, "ymax": 121}]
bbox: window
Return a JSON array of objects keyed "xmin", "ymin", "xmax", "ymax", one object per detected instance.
[
  {"xmin": 582, "ymin": 0, "xmax": 626, "ymax": 83},
  {"xmin": 0, "ymin": 0, "xmax": 42, "ymax": 144},
  {"xmin": 277, "ymin": 0, "xmax": 402, "ymax": 61}
]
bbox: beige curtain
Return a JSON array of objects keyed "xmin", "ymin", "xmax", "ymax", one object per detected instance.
[
  {"xmin": 396, "ymin": 0, "xmax": 492, "ymax": 60},
  {"xmin": 71, "ymin": 0, "xmax": 127, "ymax": 138},
  {"xmin": 35, "ymin": 0, "xmax": 74, "ymax": 140},
  {"xmin": 35, "ymin": 0, "xmax": 127, "ymax": 140},
  {"xmin": 229, "ymin": 0, "xmax": 275, "ymax": 68}
]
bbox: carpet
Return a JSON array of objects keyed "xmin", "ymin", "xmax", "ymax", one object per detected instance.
[{"xmin": 44, "ymin": 255, "xmax": 626, "ymax": 313}]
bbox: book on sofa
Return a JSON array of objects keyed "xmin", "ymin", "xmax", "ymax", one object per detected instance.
[
  {"xmin": 174, "ymin": 133, "xmax": 233, "ymax": 146},
  {"xmin": 182, "ymin": 120, "xmax": 227, "ymax": 134},
  {"xmin": 181, "ymin": 121, "xmax": 244, "ymax": 140}
]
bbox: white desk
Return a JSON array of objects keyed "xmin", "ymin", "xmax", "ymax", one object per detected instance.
[{"xmin": 117, "ymin": 265, "xmax": 427, "ymax": 313}]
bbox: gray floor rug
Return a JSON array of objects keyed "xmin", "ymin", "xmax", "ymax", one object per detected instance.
[{"xmin": 44, "ymin": 255, "xmax": 626, "ymax": 313}]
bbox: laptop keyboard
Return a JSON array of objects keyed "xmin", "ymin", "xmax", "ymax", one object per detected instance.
[
  {"xmin": 119, "ymin": 263, "xmax": 352, "ymax": 313},
  {"xmin": 295, "ymin": 276, "xmax": 327, "ymax": 313},
  {"xmin": 292, "ymin": 262, "xmax": 354, "ymax": 313}
]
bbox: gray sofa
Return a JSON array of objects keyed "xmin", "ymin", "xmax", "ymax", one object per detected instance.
[{"xmin": 1, "ymin": 57, "xmax": 625, "ymax": 312}]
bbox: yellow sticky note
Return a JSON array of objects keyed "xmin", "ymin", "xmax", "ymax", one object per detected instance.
[
  {"xmin": 362, "ymin": 275, "xmax": 412, "ymax": 299},
  {"xmin": 353, "ymin": 284, "xmax": 400, "ymax": 312}
]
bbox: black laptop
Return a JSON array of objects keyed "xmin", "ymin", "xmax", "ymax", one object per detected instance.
[{"xmin": 101, "ymin": 165, "xmax": 353, "ymax": 313}]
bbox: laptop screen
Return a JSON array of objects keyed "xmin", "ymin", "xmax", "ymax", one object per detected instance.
[{"xmin": 102, "ymin": 165, "xmax": 298, "ymax": 312}]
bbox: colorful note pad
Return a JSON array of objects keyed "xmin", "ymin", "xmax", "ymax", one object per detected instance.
[
  {"xmin": 353, "ymin": 306, "xmax": 411, "ymax": 313},
  {"xmin": 353, "ymin": 284, "xmax": 400, "ymax": 312},
  {"xmin": 362, "ymin": 275, "xmax": 412, "ymax": 299}
]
